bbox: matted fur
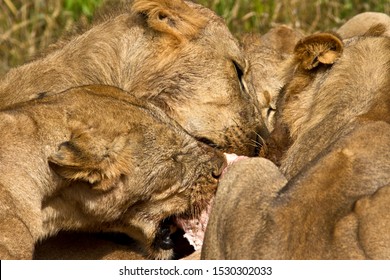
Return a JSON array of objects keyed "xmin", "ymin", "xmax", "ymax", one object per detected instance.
[
  {"xmin": 202, "ymin": 29, "xmax": 390, "ymax": 259},
  {"xmin": 0, "ymin": 85, "xmax": 225, "ymax": 260},
  {"xmin": 0, "ymin": 0, "xmax": 263, "ymax": 157}
]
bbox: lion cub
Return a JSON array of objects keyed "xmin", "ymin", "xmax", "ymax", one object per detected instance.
[{"xmin": 0, "ymin": 85, "xmax": 225, "ymax": 260}]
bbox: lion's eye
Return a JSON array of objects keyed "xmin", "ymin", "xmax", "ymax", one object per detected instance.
[
  {"xmin": 232, "ymin": 60, "xmax": 245, "ymax": 90},
  {"xmin": 267, "ymin": 107, "xmax": 276, "ymax": 118}
]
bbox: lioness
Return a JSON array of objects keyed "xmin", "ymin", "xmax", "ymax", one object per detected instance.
[
  {"xmin": 0, "ymin": 84, "xmax": 226, "ymax": 260},
  {"xmin": 5, "ymin": 0, "xmax": 261, "ymax": 260},
  {"xmin": 0, "ymin": 0, "xmax": 263, "ymax": 157},
  {"xmin": 202, "ymin": 27, "xmax": 390, "ymax": 259}
]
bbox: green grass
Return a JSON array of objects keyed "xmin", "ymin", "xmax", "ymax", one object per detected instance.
[
  {"xmin": 63, "ymin": 0, "xmax": 103, "ymax": 19},
  {"xmin": 1, "ymin": 0, "xmax": 389, "ymax": 75}
]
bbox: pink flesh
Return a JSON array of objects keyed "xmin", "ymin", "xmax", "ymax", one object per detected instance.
[
  {"xmin": 175, "ymin": 153, "xmax": 248, "ymax": 250},
  {"xmin": 222, "ymin": 153, "xmax": 249, "ymax": 176}
]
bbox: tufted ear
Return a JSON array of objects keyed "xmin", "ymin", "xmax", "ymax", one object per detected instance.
[
  {"xmin": 294, "ymin": 32, "xmax": 343, "ymax": 70},
  {"xmin": 131, "ymin": 0, "xmax": 207, "ymax": 41},
  {"xmin": 48, "ymin": 129, "xmax": 134, "ymax": 191}
]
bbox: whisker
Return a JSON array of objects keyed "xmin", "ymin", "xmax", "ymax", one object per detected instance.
[
  {"xmin": 254, "ymin": 130, "xmax": 266, "ymax": 144},
  {"xmin": 250, "ymin": 139, "xmax": 263, "ymax": 148}
]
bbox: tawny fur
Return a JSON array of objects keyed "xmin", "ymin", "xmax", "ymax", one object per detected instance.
[
  {"xmin": 241, "ymin": 25, "xmax": 304, "ymax": 134},
  {"xmin": 8, "ymin": 0, "xmax": 261, "ymax": 260},
  {"xmin": 131, "ymin": 0, "xmax": 207, "ymax": 42},
  {"xmin": 203, "ymin": 28, "xmax": 390, "ymax": 259},
  {"xmin": 0, "ymin": 85, "xmax": 225, "ymax": 260}
]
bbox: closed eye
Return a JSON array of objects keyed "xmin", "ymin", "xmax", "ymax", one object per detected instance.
[
  {"xmin": 233, "ymin": 60, "xmax": 245, "ymax": 90},
  {"xmin": 267, "ymin": 107, "xmax": 276, "ymax": 118}
]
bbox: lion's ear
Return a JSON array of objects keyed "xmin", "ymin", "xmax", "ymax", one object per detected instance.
[
  {"xmin": 294, "ymin": 32, "xmax": 343, "ymax": 70},
  {"xmin": 48, "ymin": 131, "xmax": 133, "ymax": 191},
  {"xmin": 131, "ymin": 0, "xmax": 207, "ymax": 41}
]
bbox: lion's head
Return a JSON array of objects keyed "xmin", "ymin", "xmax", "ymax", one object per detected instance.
[
  {"xmin": 266, "ymin": 25, "xmax": 390, "ymax": 178},
  {"xmin": 0, "ymin": 85, "xmax": 226, "ymax": 260}
]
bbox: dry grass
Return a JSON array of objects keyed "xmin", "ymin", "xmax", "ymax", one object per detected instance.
[
  {"xmin": 0, "ymin": 0, "xmax": 101, "ymax": 75},
  {"xmin": 0, "ymin": 0, "xmax": 389, "ymax": 76}
]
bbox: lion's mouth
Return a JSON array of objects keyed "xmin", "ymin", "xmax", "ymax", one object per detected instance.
[
  {"xmin": 152, "ymin": 218, "xmax": 178, "ymax": 251},
  {"xmin": 173, "ymin": 201, "xmax": 213, "ymax": 251},
  {"xmin": 151, "ymin": 198, "xmax": 213, "ymax": 257},
  {"xmin": 153, "ymin": 153, "xmax": 247, "ymax": 257},
  {"xmin": 151, "ymin": 208, "xmax": 212, "ymax": 258}
]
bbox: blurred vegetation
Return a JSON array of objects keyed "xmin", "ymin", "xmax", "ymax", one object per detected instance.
[
  {"xmin": 197, "ymin": 0, "xmax": 389, "ymax": 35},
  {"xmin": 0, "ymin": 0, "xmax": 389, "ymax": 75},
  {"xmin": 0, "ymin": 0, "xmax": 103, "ymax": 74}
]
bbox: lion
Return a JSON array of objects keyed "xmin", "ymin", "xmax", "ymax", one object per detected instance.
[
  {"xmin": 241, "ymin": 25, "xmax": 304, "ymax": 133},
  {"xmin": 259, "ymin": 14, "xmax": 390, "ymax": 166},
  {"xmin": 0, "ymin": 0, "xmax": 264, "ymax": 157},
  {"xmin": 0, "ymin": 84, "xmax": 226, "ymax": 260},
  {"xmin": 202, "ymin": 26, "xmax": 390, "ymax": 259},
  {"xmin": 1, "ymin": 0, "xmax": 263, "ymax": 260}
]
